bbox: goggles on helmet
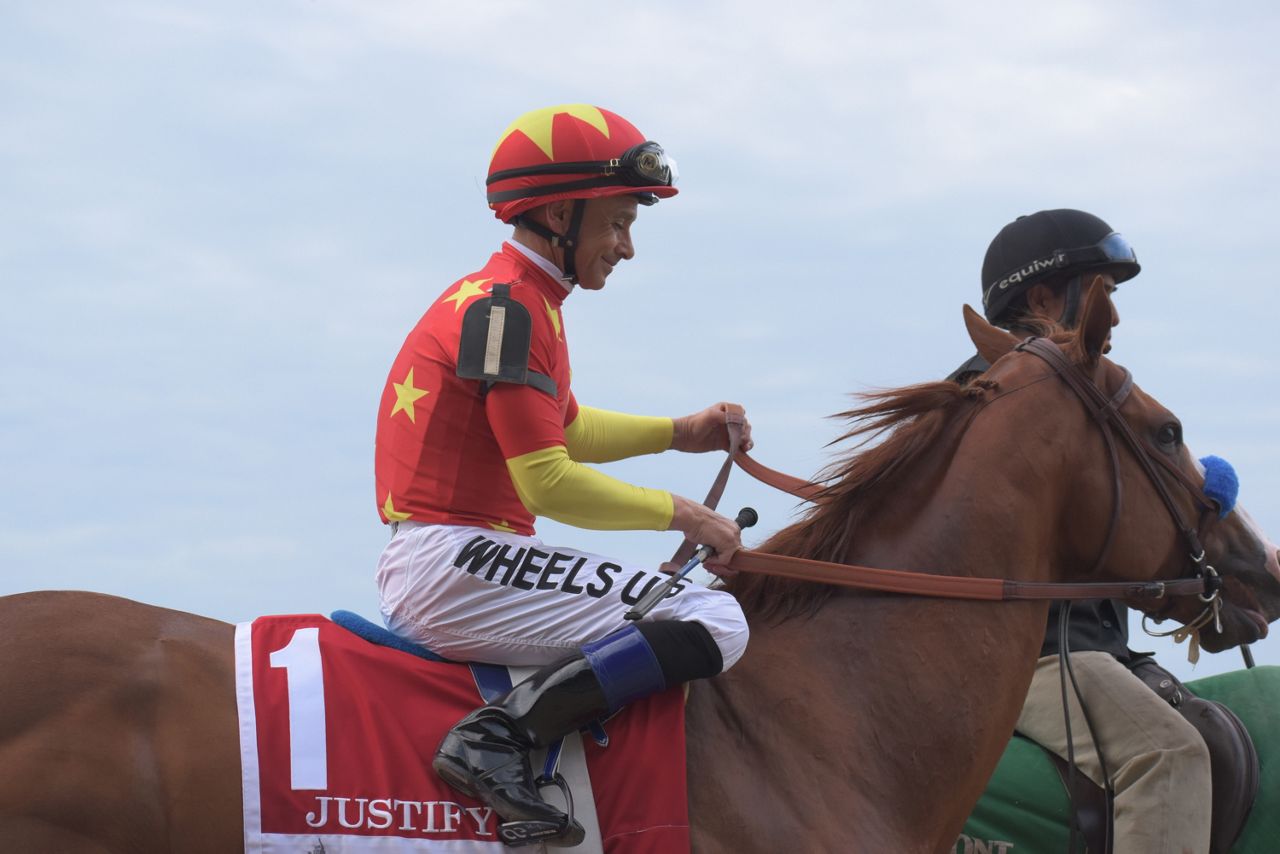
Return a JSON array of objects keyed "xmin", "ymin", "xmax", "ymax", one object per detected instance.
[
  {"xmin": 486, "ymin": 141, "xmax": 677, "ymax": 204},
  {"xmin": 1049, "ymin": 232, "xmax": 1137, "ymax": 272},
  {"xmin": 614, "ymin": 141, "xmax": 677, "ymax": 187},
  {"xmin": 984, "ymin": 231, "xmax": 1139, "ymax": 308}
]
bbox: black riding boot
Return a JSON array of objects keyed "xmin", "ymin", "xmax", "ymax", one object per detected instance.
[
  {"xmin": 433, "ymin": 652, "xmax": 606, "ymax": 846},
  {"xmin": 432, "ymin": 621, "xmax": 722, "ymax": 847}
]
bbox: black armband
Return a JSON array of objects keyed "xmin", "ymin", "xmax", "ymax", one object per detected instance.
[{"xmin": 456, "ymin": 283, "xmax": 558, "ymax": 397}]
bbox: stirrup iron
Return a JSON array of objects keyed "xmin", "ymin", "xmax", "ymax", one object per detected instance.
[{"xmin": 498, "ymin": 772, "xmax": 582, "ymax": 847}]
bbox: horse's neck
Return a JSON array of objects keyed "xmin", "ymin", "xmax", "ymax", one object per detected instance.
[
  {"xmin": 687, "ymin": 441, "xmax": 1059, "ymax": 851},
  {"xmin": 687, "ymin": 595, "xmax": 1048, "ymax": 850}
]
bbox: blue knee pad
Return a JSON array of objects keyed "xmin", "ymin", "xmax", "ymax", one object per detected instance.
[{"xmin": 580, "ymin": 625, "xmax": 666, "ymax": 713}]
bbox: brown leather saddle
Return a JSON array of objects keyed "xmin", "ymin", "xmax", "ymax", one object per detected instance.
[{"xmin": 1047, "ymin": 658, "xmax": 1260, "ymax": 854}]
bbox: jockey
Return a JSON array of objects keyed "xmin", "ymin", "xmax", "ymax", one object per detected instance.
[
  {"xmin": 373, "ymin": 104, "xmax": 750, "ymax": 845},
  {"xmin": 951, "ymin": 209, "xmax": 1213, "ymax": 853}
]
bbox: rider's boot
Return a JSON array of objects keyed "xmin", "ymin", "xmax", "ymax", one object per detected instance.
[{"xmin": 432, "ymin": 621, "xmax": 723, "ymax": 848}]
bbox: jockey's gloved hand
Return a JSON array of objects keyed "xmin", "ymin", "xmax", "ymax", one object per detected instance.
[
  {"xmin": 669, "ymin": 495, "xmax": 741, "ymax": 578},
  {"xmin": 672, "ymin": 402, "xmax": 753, "ymax": 454}
]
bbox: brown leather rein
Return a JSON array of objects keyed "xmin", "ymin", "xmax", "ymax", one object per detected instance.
[{"xmin": 682, "ymin": 337, "xmax": 1222, "ymax": 605}]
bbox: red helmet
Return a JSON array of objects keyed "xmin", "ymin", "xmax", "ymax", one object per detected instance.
[{"xmin": 486, "ymin": 104, "xmax": 678, "ymax": 223}]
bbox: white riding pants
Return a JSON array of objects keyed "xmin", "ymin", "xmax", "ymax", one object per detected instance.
[{"xmin": 376, "ymin": 522, "xmax": 749, "ymax": 670}]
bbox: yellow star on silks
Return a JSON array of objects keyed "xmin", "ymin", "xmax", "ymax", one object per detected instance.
[
  {"xmin": 491, "ymin": 104, "xmax": 610, "ymax": 161},
  {"xmin": 389, "ymin": 367, "xmax": 429, "ymax": 423},
  {"xmin": 442, "ymin": 278, "xmax": 491, "ymax": 312},
  {"xmin": 543, "ymin": 297, "xmax": 562, "ymax": 340},
  {"xmin": 383, "ymin": 494, "xmax": 412, "ymax": 522},
  {"xmin": 490, "ymin": 520, "xmax": 516, "ymax": 533}
]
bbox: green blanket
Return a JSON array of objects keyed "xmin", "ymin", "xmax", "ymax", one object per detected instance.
[{"xmin": 959, "ymin": 665, "xmax": 1280, "ymax": 853}]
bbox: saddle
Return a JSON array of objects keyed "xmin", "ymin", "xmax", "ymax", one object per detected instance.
[
  {"xmin": 326, "ymin": 611, "xmax": 625, "ymax": 849},
  {"xmin": 329, "ymin": 612, "xmax": 599, "ymax": 764},
  {"xmin": 1048, "ymin": 658, "xmax": 1260, "ymax": 854}
]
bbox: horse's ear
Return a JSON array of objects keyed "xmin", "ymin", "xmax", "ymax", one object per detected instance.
[
  {"xmin": 1077, "ymin": 278, "xmax": 1113, "ymax": 367},
  {"xmin": 963, "ymin": 304, "xmax": 1018, "ymax": 365}
]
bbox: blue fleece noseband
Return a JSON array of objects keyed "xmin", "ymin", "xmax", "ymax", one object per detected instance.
[{"xmin": 1200, "ymin": 455, "xmax": 1239, "ymax": 519}]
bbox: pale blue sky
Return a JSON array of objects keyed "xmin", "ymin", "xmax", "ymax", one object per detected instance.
[{"xmin": 3, "ymin": 0, "xmax": 1277, "ymax": 682}]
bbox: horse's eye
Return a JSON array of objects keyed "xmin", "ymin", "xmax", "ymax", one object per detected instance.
[{"xmin": 1157, "ymin": 422, "xmax": 1181, "ymax": 447}]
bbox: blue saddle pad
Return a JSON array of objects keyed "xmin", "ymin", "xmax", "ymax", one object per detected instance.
[
  {"xmin": 329, "ymin": 610, "xmax": 451, "ymax": 662},
  {"xmin": 328, "ymin": 610, "xmax": 512, "ymax": 702}
]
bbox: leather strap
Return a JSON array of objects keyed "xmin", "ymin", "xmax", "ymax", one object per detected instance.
[
  {"xmin": 667, "ymin": 412, "xmax": 747, "ymax": 566},
  {"xmin": 734, "ymin": 451, "xmax": 825, "ymax": 501},
  {"xmin": 1017, "ymin": 338, "xmax": 1216, "ymax": 564},
  {"xmin": 725, "ymin": 548, "xmax": 1207, "ymax": 601},
  {"xmin": 679, "ymin": 337, "xmax": 1215, "ymax": 602}
]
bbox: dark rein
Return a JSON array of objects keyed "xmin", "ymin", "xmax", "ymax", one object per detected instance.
[{"xmin": 689, "ymin": 337, "xmax": 1225, "ymax": 610}]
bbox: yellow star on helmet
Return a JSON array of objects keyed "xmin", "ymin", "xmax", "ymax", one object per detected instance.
[
  {"xmin": 490, "ymin": 520, "xmax": 516, "ymax": 533},
  {"xmin": 383, "ymin": 494, "xmax": 412, "ymax": 522},
  {"xmin": 389, "ymin": 367, "xmax": 429, "ymax": 422},
  {"xmin": 493, "ymin": 104, "xmax": 610, "ymax": 161},
  {"xmin": 543, "ymin": 297, "xmax": 562, "ymax": 340},
  {"xmin": 442, "ymin": 278, "xmax": 491, "ymax": 312}
]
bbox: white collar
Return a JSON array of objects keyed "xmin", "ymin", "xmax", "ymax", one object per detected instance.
[{"xmin": 507, "ymin": 239, "xmax": 574, "ymax": 294}]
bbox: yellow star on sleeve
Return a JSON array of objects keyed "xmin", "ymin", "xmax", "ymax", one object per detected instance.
[
  {"xmin": 383, "ymin": 494, "xmax": 412, "ymax": 522},
  {"xmin": 490, "ymin": 520, "xmax": 516, "ymax": 533},
  {"xmin": 389, "ymin": 367, "xmax": 429, "ymax": 423},
  {"xmin": 543, "ymin": 297, "xmax": 562, "ymax": 340},
  {"xmin": 442, "ymin": 278, "xmax": 491, "ymax": 312}
]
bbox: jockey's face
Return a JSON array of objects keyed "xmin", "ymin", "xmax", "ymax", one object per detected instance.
[
  {"xmin": 1026, "ymin": 271, "xmax": 1121, "ymax": 349},
  {"xmin": 571, "ymin": 195, "xmax": 638, "ymax": 291}
]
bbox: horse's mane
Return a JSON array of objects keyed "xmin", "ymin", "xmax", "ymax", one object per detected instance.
[{"xmin": 729, "ymin": 316, "xmax": 1080, "ymax": 623}]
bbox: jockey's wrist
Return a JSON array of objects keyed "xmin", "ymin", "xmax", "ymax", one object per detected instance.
[
  {"xmin": 670, "ymin": 414, "xmax": 693, "ymax": 453},
  {"xmin": 667, "ymin": 496, "xmax": 741, "ymax": 561},
  {"xmin": 668, "ymin": 494, "xmax": 696, "ymax": 533},
  {"xmin": 669, "ymin": 494, "xmax": 716, "ymax": 538}
]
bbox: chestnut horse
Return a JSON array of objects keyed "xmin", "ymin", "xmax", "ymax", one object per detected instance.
[{"xmin": 3, "ymin": 286, "xmax": 1278, "ymax": 852}]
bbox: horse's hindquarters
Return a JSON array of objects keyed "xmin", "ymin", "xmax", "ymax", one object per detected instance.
[{"xmin": 0, "ymin": 591, "xmax": 242, "ymax": 853}]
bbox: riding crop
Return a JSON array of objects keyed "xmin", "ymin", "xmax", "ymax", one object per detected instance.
[{"xmin": 624, "ymin": 506, "xmax": 758, "ymax": 621}]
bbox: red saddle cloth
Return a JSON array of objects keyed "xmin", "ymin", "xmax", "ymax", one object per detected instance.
[{"xmin": 235, "ymin": 614, "xmax": 690, "ymax": 853}]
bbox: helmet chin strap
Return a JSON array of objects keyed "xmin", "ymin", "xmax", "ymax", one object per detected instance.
[
  {"xmin": 515, "ymin": 200, "xmax": 587, "ymax": 285},
  {"xmin": 1058, "ymin": 275, "xmax": 1084, "ymax": 329}
]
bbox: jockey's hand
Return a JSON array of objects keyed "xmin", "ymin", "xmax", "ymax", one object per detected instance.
[
  {"xmin": 672, "ymin": 401, "xmax": 753, "ymax": 454},
  {"xmin": 669, "ymin": 494, "xmax": 741, "ymax": 578}
]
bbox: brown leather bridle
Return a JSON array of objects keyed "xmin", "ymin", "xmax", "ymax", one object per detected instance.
[{"xmin": 678, "ymin": 337, "xmax": 1225, "ymax": 610}]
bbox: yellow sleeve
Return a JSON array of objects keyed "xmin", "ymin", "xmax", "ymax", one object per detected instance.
[
  {"xmin": 506, "ymin": 444, "xmax": 674, "ymax": 530},
  {"xmin": 563, "ymin": 405, "xmax": 674, "ymax": 464}
]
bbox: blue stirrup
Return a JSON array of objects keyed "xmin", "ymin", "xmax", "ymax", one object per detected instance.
[{"xmin": 1200, "ymin": 455, "xmax": 1239, "ymax": 519}]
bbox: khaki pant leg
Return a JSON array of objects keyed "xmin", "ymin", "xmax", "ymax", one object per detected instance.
[{"xmin": 1015, "ymin": 651, "xmax": 1211, "ymax": 854}]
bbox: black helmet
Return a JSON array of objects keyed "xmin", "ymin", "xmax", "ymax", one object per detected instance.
[{"xmin": 981, "ymin": 209, "xmax": 1140, "ymax": 325}]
